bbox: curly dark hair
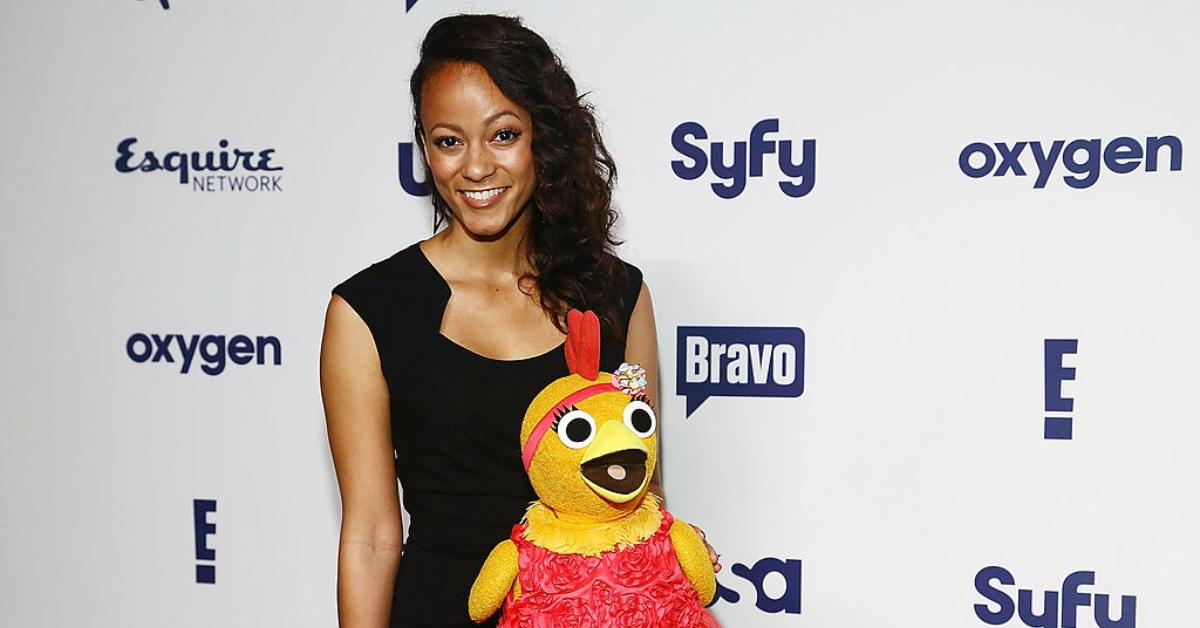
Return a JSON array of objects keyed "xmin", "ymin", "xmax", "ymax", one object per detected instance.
[{"xmin": 410, "ymin": 14, "xmax": 630, "ymax": 342}]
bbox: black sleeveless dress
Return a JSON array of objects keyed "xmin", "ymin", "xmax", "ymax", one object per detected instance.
[{"xmin": 331, "ymin": 242, "xmax": 643, "ymax": 627}]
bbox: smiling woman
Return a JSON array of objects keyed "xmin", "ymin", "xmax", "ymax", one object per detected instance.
[
  {"xmin": 419, "ymin": 63, "xmax": 537, "ymax": 242},
  {"xmin": 406, "ymin": 14, "xmax": 632, "ymax": 344},
  {"xmin": 319, "ymin": 14, "xmax": 710, "ymax": 628}
]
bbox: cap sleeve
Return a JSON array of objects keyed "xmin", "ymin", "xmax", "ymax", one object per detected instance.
[
  {"xmin": 328, "ymin": 244, "xmax": 452, "ymax": 379},
  {"xmin": 331, "ymin": 263, "xmax": 393, "ymax": 370}
]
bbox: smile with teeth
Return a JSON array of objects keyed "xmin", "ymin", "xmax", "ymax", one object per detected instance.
[{"xmin": 459, "ymin": 187, "xmax": 509, "ymax": 207}]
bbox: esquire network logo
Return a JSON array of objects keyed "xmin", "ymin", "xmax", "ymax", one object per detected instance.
[
  {"xmin": 671, "ymin": 119, "xmax": 816, "ymax": 199},
  {"xmin": 115, "ymin": 138, "xmax": 283, "ymax": 192},
  {"xmin": 975, "ymin": 566, "xmax": 1136, "ymax": 628},
  {"xmin": 677, "ymin": 326, "xmax": 804, "ymax": 417},
  {"xmin": 126, "ymin": 333, "xmax": 282, "ymax": 375},
  {"xmin": 715, "ymin": 556, "xmax": 802, "ymax": 615},
  {"xmin": 959, "ymin": 135, "xmax": 1182, "ymax": 188}
]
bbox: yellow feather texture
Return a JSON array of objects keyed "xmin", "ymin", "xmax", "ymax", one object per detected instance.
[{"xmin": 521, "ymin": 494, "xmax": 663, "ymax": 557}]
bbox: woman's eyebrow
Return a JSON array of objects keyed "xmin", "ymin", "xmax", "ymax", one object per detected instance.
[
  {"xmin": 485, "ymin": 110, "xmax": 522, "ymax": 125},
  {"xmin": 429, "ymin": 111, "xmax": 522, "ymax": 135}
]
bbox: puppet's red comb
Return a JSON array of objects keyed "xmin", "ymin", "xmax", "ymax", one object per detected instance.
[{"xmin": 564, "ymin": 309, "xmax": 601, "ymax": 380}]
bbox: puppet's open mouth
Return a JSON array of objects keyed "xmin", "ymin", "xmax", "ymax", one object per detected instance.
[{"xmin": 580, "ymin": 449, "xmax": 647, "ymax": 496}]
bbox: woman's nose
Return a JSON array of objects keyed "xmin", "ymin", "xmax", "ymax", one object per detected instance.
[{"xmin": 462, "ymin": 144, "xmax": 496, "ymax": 182}]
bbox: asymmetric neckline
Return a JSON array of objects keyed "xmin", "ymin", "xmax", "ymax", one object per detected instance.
[{"xmin": 412, "ymin": 241, "xmax": 567, "ymax": 364}]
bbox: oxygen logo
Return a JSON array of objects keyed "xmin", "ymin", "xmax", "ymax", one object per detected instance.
[
  {"xmin": 1044, "ymin": 339, "xmax": 1078, "ymax": 440},
  {"xmin": 959, "ymin": 135, "xmax": 1182, "ymax": 189},
  {"xmin": 193, "ymin": 499, "xmax": 216, "ymax": 584},
  {"xmin": 398, "ymin": 142, "xmax": 431, "ymax": 196},
  {"xmin": 714, "ymin": 557, "xmax": 801, "ymax": 615},
  {"xmin": 975, "ymin": 566, "xmax": 1136, "ymax": 628},
  {"xmin": 126, "ymin": 333, "xmax": 282, "ymax": 375},
  {"xmin": 671, "ymin": 119, "xmax": 816, "ymax": 199},
  {"xmin": 677, "ymin": 326, "xmax": 804, "ymax": 417},
  {"xmin": 115, "ymin": 138, "xmax": 283, "ymax": 192}
]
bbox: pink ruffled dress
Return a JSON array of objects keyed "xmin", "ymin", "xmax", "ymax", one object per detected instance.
[{"xmin": 497, "ymin": 510, "xmax": 719, "ymax": 628}]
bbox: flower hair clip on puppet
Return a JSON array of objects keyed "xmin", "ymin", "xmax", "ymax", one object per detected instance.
[{"xmin": 468, "ymin": 310, "xmax": 718, "ymax": 627}]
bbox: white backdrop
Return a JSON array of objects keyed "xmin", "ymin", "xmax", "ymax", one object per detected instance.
[{"xmin": 2, "ymin": 1, "xmax": 1197, "ymax": 626}]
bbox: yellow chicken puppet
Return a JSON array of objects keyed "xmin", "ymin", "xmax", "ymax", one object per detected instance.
[{"xmin": 469, "ymin": 309, "xmax": 718, "ymax": 627}]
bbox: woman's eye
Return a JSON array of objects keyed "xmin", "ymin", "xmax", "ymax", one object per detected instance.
[
  {"xmin": 433, "ymin": 136, "xmax": 460, "ymax": 149},
  {"xmin": 495, "ymin": 129, "xmax": 520, "ymax": 143}
]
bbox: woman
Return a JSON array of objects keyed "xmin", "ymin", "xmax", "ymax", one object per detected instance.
[{"xmin": 320, "ymin": 14, "xmax": 714, "ymax": 627}]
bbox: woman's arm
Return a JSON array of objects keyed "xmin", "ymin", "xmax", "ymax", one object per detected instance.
[
  {"xmin": 623, "ymin": 282, "xmax": 663, "ymax": 498},
  {"xmin": 624, "ymin": 282, "xmax": 721, "ymax": 573},
  {"xmin": 320, "ymin": 294, "xmax": 404, "ymax": 628}
]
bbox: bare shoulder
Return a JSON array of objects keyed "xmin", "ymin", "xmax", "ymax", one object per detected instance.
[{"xmin": 320, "ymin": 293, "xmax": 399, "ymax": 542}]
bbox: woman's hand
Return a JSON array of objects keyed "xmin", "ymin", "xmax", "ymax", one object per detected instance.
[{"xmin": 690, "ymin": 524, "xmax": 721, "ymax": 573}]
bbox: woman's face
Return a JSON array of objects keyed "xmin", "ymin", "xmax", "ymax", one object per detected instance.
[{"xmin": 420, "ymin": 62, "xmax": 536, "ymax": 241}]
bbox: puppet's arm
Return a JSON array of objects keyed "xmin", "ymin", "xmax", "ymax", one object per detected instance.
[
  {"xmin": 468, "ymin": 539, "xmax": 519, "ymax": 623},
  {"xmin": 670, "ymin": 518, "xmax": 717, "ymax": 605}
]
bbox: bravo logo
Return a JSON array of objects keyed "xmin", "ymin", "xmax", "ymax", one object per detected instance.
[
  {"xmin": 714, "ymin": 556, "xmax": 802, "ymax": 615},
  {"xmin": 677, "ymin": 327, "xmax": 804, "ymax": 417},
  {"xmin": 671, "ymin": 119, "xmax": 816, "ymax": 199},
  {"xmin": 959, "ymin": 135, "xmax": 1182, "ymax": 189},
  {"xmin": 126, "ymin": 333, "xmax": 282, "ymax": 375},
  {"xmin": 975, "ymin": 566, "xmax": 1136, "ymax": 628}
]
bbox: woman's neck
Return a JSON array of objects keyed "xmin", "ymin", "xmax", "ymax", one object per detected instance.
[{"xmin": 427, "ymin": 217, "xmax": 532, "ymax": 280}]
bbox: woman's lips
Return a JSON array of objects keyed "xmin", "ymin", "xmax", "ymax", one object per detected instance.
[{"xmin": 458, "ymin": 186, "xmax": 510, "ymax": 209}]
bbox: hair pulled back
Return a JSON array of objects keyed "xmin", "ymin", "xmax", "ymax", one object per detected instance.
[{"xmin": 410, "ymin": 14, "xmax": 629, "ymax": 341}]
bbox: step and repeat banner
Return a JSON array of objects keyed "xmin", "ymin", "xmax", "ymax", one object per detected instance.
[{"xmin": 2, "ymin": 1, "xmax": 1197, "ymax": 626}]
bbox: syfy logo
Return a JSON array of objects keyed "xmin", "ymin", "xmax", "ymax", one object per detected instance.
[
  {"xmin": 715, "ymin": 557, "xmax": 802, "ymax": 615},
  {"xmin": 671, "ymin": 119, "xmax": 816, "ymax": 199},
  {"xmin": 1044, "ymin": 339, "xmax": 1078, "ymax": 440},
  {"xmin": 398, "ymin": 142, "xmax": 431, "ymax": 196},
  {"xmin": 126, "ymin": 333, "xmax": 282, "ymax": 375},
  {"xmin": 975, "ymin": 566, "xmax": 1136, "ymax": 628},
  {"xmin": 115, "ymin": 138, "xmax": 283, "ymax": 192},
  {"xmin": 677, "ymin": 326, "xmax": 804, "ymax": 417},
  {"xmin": 959, "ymin": 135, "xmax": 1182, "ymax": 189},
  {"xmin": 193, "ymin": 499, "xmax": 216, "ymax": 584}
]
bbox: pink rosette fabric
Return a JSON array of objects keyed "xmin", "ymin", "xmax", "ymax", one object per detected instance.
[{"xmin": 496, "ymin": 510, "xmax": 718, "ymax": 628}]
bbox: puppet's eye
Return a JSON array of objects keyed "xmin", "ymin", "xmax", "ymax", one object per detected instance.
[
  {"xmin": 623, "ymin": 400, "xmax": 656, "ymax": 438},
  {"xmin": 556, "ymin": 409, "xmax": 596, "ymax": 449}
]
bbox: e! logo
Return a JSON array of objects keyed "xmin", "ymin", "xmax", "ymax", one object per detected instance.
[
  {"xmin": 1044, "ymin": 339, "xmax": 1078, "ymax": 440},
  {"xmin": 193, "ymin": 498, "xmax": 216, "ymax": 584}
]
